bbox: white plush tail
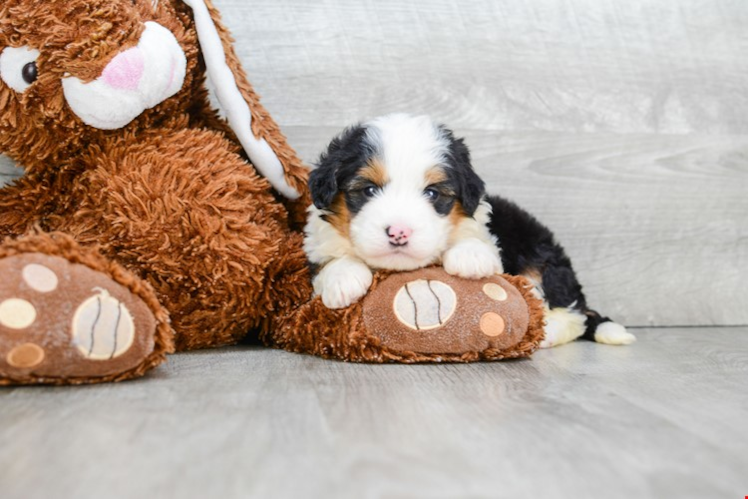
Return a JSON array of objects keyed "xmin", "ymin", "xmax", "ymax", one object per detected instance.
[{"xmin": 182, "ymin": 0, "xmax": 300, "ymax": 200}]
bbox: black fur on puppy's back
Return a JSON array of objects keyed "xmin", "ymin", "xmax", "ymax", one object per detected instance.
[{"xmin": 485, "ymin": 195, "xmax": 611, "ymax": 339}]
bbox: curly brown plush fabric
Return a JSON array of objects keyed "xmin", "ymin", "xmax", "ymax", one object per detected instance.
[{"xmin": 0, "ymin": 0, "xmax": 312, "ymax": 383}]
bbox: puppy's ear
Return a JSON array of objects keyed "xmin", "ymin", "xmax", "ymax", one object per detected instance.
[
  {"xmin": 309, "ymin": 124, "xmax": 369, "ymax": 210},
  {"xmin": 446, "ymin": 136, "xmax": 485, "ymax": 216},
  {"xmin": 309, "ymin": 163, "xmax": 339, "ymax": 210}
]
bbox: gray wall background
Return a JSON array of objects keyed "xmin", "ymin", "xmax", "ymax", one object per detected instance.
[{"xmin": 2, "ymin": 0, "xmax": 746, "ymax": 327}]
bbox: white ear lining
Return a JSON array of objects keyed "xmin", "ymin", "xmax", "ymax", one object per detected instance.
[{"xmin": 182, "ymin": 0, "xmax": 300, "ymax": 200}]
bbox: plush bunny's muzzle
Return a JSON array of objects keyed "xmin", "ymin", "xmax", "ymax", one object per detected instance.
[{"xmin": 61, "ymin": 21, "xmax": 186, "ymax": 130}]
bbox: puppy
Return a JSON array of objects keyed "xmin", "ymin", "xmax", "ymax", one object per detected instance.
[{"xmin": 304, "ymin": 113, "xmax": 635, "ymax": 348}]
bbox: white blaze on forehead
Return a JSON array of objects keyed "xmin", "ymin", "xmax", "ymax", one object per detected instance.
[{"xmin": 364, "ymin": 113, "xmax": 449, "ymax": 190}]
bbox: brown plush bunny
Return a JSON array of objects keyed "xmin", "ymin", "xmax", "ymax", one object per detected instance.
[
  {"xmin": 0, "ymin": 0, "xmax": 543, "ymax": 385},
  {"xmin": 0, "ymin": 0, "xmax": 314, "ymax": 384}
]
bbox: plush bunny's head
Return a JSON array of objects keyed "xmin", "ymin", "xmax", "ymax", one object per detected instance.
[{"xmin": 0, "ymin": 0, "xmax": 202, "ymax": 171}]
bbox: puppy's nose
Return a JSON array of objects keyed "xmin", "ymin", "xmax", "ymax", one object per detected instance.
[{"xmin": 386, "ymin": 225, "xmax": 413, "ymax": 246}]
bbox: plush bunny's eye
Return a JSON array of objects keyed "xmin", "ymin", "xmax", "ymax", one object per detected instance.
[{"xmin": 0, "ymin": 46, "xmax": 41, "ymax": 93}]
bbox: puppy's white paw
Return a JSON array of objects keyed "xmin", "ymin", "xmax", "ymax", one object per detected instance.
[
  {"xmin": 594, "ymin": 322, "xmax": 636, "ymax": 345},
  {"xmin": 313, "ymin": 257, "xmax": 373, "ymax": 309},
  {"xmin": 443, "ymin": 239, "xmax": 503, "ymax": 279},
  {"xmin": 539, "ymin": 307, "xmax": 586, "ymax": 348}
]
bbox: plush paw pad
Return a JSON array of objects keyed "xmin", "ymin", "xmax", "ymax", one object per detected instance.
[
  {"xmin": 443, "ymin": 239, "xmax": 503, "ymax": 279},
  {"xmin": 0, "ymin": 253, "xmax": 157, "ymax": 384},
  {"xmin": 363, "ymin": 268, "xmax": 529, "ymax": 354}
]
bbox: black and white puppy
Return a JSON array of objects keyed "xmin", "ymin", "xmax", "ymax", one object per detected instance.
[{"xmin": 304, "ymin": 113, "xmax": 634, "ymax": 347}]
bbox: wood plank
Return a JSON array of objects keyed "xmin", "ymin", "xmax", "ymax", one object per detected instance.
[
  {"xmin": 215, "ymin": 0, "xmax": 748, "ymax": 135},
  {"xmin": 1, "ymin": 327, "xmax": 746, "ymax": 498}
]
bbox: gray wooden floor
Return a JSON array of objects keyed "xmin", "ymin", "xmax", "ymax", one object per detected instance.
[{"xmin": 1, "ymin": 327, "xmax": 746, "ymax": 498}]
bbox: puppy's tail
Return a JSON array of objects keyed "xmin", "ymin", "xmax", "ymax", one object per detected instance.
[{"xmin": 582, "ymin": 309, "xmax": 636, "ymax": 346}]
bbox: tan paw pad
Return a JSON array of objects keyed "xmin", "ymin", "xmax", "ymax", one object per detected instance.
[
  {"xmin": 1, "ymin": 253, "xmax": 158, "ymax": 382},
  {"xmin": 482, "ymin": 282, "xmax": 507, "ymax": 301},
  {"xmin": 393, "ymin": 279, "xmax": 456, "ymax": 331},
  {"xmin": 0, "ymin": 298, "xmax": 37, "ymax": 329},
  {"xmin": 364, "ymin": 268, "xmax": 530, "ymax": 355},
  {"xmin": 7, "ymin": 343, "xmax": 45, "ymax": 368},
  {"xmin": 22, "ymin": 264, "xmax": 59, "ymax": 293},
  {"xmin": 72, "ymin": 288, "xmax": 135, "ymax": 360}
]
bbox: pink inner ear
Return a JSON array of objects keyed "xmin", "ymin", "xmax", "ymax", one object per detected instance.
[{"xmin": 101, "ymin": 48, "xmax": 145, "ymax": 91}]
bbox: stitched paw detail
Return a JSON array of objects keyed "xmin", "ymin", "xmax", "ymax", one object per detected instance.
[
  {"xmin": 0, "ymin": 253, "xmax": 157, "ymax": 383},
  {"xmin": 363, "ymin": 268, "xmax": 530, "ymax": 355}
]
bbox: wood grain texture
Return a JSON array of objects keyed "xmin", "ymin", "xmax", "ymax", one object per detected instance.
[
  {"xmin": 1, "ymin": 327, "xmax": 746, "ymax": 498},
  {"xmin": 216, "ymin": 0, "xmax": 748, "ymax": 134}
]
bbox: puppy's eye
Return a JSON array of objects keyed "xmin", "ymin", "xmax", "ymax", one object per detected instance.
[
  {"xmin": 424, "ymin": 188, "xmax": 439, "ymax": 201},
  {"xmin": 363, "ymin": 186, "xmax": 380, "ymax": 198}
]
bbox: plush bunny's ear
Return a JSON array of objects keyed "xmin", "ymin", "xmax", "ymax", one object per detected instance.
[{"xmin": 182, "ymin": 0, "xmax": 308, "ymax": 201}]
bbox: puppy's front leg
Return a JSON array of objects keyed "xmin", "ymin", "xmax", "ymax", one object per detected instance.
[
  {"xmin": 443, "ymin": 237, "xmax": 504, "ymax": 279},
  {"xmin": 443, "ymin": 204, "xmax": 504, "ymax": 279},
  {"xmin": 313, "ymin": 256, "xmax": 374, "ymax": 309}
]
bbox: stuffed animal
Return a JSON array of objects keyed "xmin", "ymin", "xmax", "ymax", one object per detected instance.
[
  {"xmin": 275, "ymin": 267, "xmax": 545, "ymax": 363},
  {"xmin": 0, "ymin": 0, "xmax": 543, "ymax": 385},
  {"xmin": 0, "ymin": 0, "xmax": 314, "ymax": 384}
]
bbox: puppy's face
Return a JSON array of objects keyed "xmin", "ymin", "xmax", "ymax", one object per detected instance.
[{"xmin": 309, "ymin": 114, "xmax": 485, "ymax": 270}]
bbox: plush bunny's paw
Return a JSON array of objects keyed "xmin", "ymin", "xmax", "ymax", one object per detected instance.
[
  {"xmin": 0, "ymin": 252, "xmax": 170, "ymax": 385},
  {"xmin": 362, "ymin": 268, "xmax": 536, "ymax": 357},
  {"xmin": 443, "ymin": 239, "xmax": 503, "ymax": 280},
  {"xmin": 313, "ymin": 256, "xmax": 373, "ymax": 309}
]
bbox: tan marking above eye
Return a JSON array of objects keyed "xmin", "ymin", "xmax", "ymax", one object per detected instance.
[
  {"xmin": 424, "ymin": 166, "xmax": 448, "ymax": 186},
  {"xmin": 359, "ymin": 159, "xmax": 389, "ymax": 187}
]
